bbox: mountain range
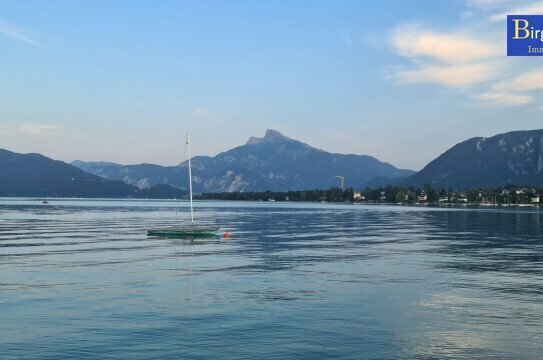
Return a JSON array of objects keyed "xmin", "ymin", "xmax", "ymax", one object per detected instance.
[
  {"xmin": 2, "ymin": 128, "xmax": 543, "ymax": 198},
  {"xmin": 0, "ymin": 149, "xmax": 186, "ymax": 198},
  {"xmin": 72, "ymin": 129, "xmax": 414, "ymax": 192}
]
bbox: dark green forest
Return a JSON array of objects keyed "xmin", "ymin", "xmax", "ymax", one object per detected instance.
[{"xmin": 196, "ymin": 184, "xmax": 543, "ymax": 205}]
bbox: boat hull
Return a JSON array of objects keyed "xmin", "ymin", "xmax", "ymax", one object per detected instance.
[{"xmin": 147, "ymin": 226, "xmax": 220, "ymax": 238}]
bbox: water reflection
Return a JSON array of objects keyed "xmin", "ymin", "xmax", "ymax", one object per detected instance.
[{"xmin": 0, "ymin": 200, "xmax": 542, "ymax": 359}]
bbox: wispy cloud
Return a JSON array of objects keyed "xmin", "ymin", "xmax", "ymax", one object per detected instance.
[
  {"xmin": 0, "ymin": 20, "xmax": 41, "ymax": 47},
  {"xmin": 388, "ymin": 24, "xmax": 501, "ymax": 88},
  {"xmin": 395, "ymin": 62, "xmax": 500, "ymax": 87},
  {"xmin": 490, "ymin": 2, "xmax": 543, "ymax": 22},
  {"xmin": 19, "ymin": 124, "xmax": 57, "ymax": 135},
  {"xmin": 391, "ymin": 25, "xmax": 499, "ymax": 64},
  {"xmin": 386, "ymin": 0, "xmax": 543, "ymax": 109},
  {"xmin": 475, "ymin": 92, "xmax": 533, "ymax": 106},
  {"xmin": 343, "ymin": 30, "xmax": 354, "ymax": 49},
  {"xmin": 466, "ymin": 0, "xmax": 516, "ymax": 9},
  {"xmin": 492, "ymin": 69, "xmax": 543, "ymax": 92},
  {"xmin": 193, "ymin": 107, "xmax": 210, "ymax": 117}
]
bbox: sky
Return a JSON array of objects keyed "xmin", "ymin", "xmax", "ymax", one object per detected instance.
[{"xmin": 1, "ymin": 0, "xmax": 543, "ymax": 170}]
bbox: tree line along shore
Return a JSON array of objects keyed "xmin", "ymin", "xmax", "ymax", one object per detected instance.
[{"xmin": 195, "ymin": 185, "xmax": 543, "ymax": 206}]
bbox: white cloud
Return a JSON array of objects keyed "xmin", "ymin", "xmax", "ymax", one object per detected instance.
[
  {"xmin": 19, "ymin": 124, "xmax": 57, "ymax": 135},
  {"xmin": 467, "ymin": 0, "xmax": 512, "ymax": 5},
  {"xmin": 476, "ymin": 91, "xmax": 533, "ymax": 106},
  {"xmin": 0, "ymin": 20, "xmax": 41, "ymax": 47},
  {"xmin": 391, "ymin": 26, "xmax": 500, "ymax": 64},
  {"xmin": 388, "ymin": 24, "xmax": 501, "ymax": 88},
  {"xmin": 396, "ymin": 62, "xmax": 500, "ymax": 87},
  {"xmin": 492, "ymin": 69, "xmax": 543, "ymax": 92},
  {"xmin": 485, "ymin": 69, "xmax": 543, "ymax": 107},
  {"xmin": 386, "ymin": 1, "xmax": 543, "ymax": 109},
  {"xmin": 490, "ymin": 2, "xmax": 543, "ymax": 22},
  {"xmin": 466, "ymin": 0, "xmax": 516, "ymax": 8}
]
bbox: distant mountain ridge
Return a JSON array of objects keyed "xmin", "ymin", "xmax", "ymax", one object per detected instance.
[
  {"xmin": 70, "ymin": 160, "xmax": 181, "ymax": 190},
  {"xmin": 73, "ymin": 129, "xmax": 414, "ymax": 192},
  {"xmin": 0, "ymin": 149, "xmax": 186, "ymax": 198},
  {"xmin": 406, "ymin": 129, "xmax": 543, "ymax": 189},
  {"xmin": 4, "ymin": 129, "xmax": 543, "ymax": 197},
  {"xmin": 362, "ymin": 129, "xmax": 543, "ymax": 189}
]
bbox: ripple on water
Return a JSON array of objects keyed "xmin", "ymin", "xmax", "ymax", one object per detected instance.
[{"xmin": 0, "ymin": 199, "xmax": 542, "ymax": 359}]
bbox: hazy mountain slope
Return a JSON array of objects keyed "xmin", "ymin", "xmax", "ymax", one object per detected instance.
[
  {"xmin": 0, "ymin": 149, "xmax": 187, "ymax": 198},
  {"xmin": 0, "ymin": 149, "xmax": 136, "ymax": 197},
  {"xmin": 71, "ymin": 160, "xmax": 184, "ymax": 189},
  {"xmin": 407, "ymin": 129, "xmax": 543, "ymax": 189}
]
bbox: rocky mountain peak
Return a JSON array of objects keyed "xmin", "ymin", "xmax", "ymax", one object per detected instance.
[{"xmin": 246, "ymin": 129, "xmax": 291, "ymax": 145}]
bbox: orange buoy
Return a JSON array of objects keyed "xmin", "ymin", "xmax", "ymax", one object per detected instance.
[{"xmin": 224, "ymin": 232, "xmax": 230, "ymax": 238}]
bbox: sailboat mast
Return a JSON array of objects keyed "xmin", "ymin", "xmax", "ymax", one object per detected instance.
[{"xmin": 186, "ymin": 132, "xmax": 194, "ymax": 225}]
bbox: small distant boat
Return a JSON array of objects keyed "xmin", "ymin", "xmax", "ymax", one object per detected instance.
[{"xmin": 147, "ymin": 132, "xmax": 220, "ymax": 238}]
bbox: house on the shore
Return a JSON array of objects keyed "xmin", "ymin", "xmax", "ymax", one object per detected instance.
[{"xmin": 417, "ymin": 190, "xmax": 427, "ymax": 202}]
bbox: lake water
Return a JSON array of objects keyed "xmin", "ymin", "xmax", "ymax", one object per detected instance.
[{"xmin": 0, "ymin": 199, "xmax": 542, "ymax": 359}]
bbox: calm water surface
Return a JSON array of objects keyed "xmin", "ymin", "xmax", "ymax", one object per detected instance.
[{"xmin": 0, "ymin": 199, "xmax": 542, "ymax": 359}]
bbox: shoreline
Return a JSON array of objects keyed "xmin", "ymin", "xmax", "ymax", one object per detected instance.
[{"xmin": 0, "ymin": 197, "xmax": 540, "ymax": 208}]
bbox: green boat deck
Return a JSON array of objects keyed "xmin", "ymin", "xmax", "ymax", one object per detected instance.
[{"xmin": 147, "ymin": 226, "xmax": 220, "ymax": 238}]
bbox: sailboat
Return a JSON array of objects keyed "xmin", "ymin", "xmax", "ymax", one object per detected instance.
[{"xmin": 147, "ymin": 132, "xmax": 220, "ymax": 238}]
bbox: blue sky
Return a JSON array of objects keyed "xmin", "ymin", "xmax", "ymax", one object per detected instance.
[{"xmin": 1, "ymin": 0, "xmax": 543, "ymax": 170}]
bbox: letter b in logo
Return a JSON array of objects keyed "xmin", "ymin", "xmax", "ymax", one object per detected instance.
[{"xmin": 512, "ymin": 19, "xmax": 530, "ymax": 39}]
